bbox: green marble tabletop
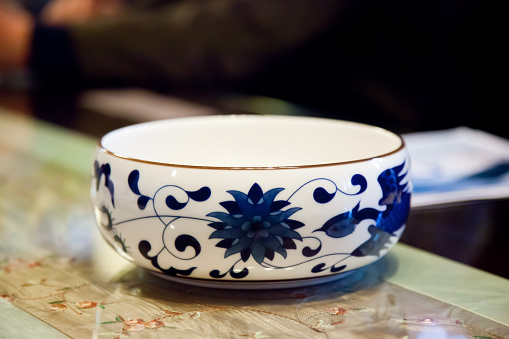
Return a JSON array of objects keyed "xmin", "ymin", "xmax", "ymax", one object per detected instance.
[{"xmin": 1, "ymin": 109, "xmax": 508, "ymax": 338}]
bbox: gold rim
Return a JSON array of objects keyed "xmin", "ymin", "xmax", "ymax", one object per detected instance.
[{"xmin": 98, "ymin": 136, "xmax": 406, "ymax": 170}]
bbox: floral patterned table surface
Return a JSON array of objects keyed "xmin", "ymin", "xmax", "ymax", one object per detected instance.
[{"xmin": 1, "ymin": 110, "xmax": 508, "ymax": 339}]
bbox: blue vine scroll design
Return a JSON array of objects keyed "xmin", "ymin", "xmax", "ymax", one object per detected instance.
[
  {"xmin": 93, "ymin": 161, "xmax": 130, "ymax": 256},
  {"xmin": 206, "ymin": 161, "xmax": 411, "ymax": 278},
  {"xmin": 98, "ymin": 160, "xmax": 410, "ymax": 280},
  {"xmin": 304, "ymin": 160, "xmax": 411, "ymax": 274},
  {"xmin": 122, "ymin": 170, "xmax": 212, "ymax": 277},
  {"xmin": 93, "ymin": 161, "xmax": 115, "ymax": 207},
  {"xmin": 205, "ymin": 173, "xmax": 372, "ymax": 279}
]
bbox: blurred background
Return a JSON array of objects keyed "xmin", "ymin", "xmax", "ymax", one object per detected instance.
[
  {"xmin": 1, "ymin": 0, "xmax": 508, "ymax": 279},
  {"xmin": 0, "ymin": 0, "xmax": 504, "ymax": 138}
]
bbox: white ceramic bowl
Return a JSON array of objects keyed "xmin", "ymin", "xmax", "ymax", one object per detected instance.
[{"xmin": 91, "ymin": 115, "xmax": 412, "ymax": 288}]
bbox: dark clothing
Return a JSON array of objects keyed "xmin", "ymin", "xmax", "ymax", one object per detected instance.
[{"xmin": 29, "ymin": 0, "xmax": 503, "ymax": 137}]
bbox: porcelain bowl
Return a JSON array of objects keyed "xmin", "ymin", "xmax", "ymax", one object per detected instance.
[{"xmin": 91, "ymin": 115, "xmax": 412, "ymax": 288}]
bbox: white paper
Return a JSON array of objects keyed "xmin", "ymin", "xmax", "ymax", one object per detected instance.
[{"xmin": 403, "ymin": 127, "xmax": 509, "ymax": 207}]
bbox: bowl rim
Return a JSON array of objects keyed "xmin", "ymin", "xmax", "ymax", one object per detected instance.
[{"xmin": 98, "ymin": 115, "xmax": 406, "ymax": 170}]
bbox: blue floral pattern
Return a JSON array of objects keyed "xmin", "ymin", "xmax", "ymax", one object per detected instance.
[
  {"xmin": 207, "ymin": 183, "xmax": 304, "ymax": 264},
  {"xmin": 93, "ymin": 159, "xmax": 411, "ymax": 280}
]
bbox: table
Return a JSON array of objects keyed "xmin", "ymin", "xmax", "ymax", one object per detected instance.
[{"xmin": 1, "ymin": 107, "xmax": 509, "ymax": 338}]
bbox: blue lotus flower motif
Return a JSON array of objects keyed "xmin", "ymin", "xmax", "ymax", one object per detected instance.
[{"xmin": 207, "ymin": 183, "xmax": 304, "ymax": 264}]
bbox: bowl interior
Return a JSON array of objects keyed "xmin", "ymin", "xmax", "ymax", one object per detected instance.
[{"xmin": 100, "ymin": 115, "xmax": 402, "ymax": 168}]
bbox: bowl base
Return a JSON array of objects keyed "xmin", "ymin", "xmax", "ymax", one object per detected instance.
[{"xmin": 148, "ymin": 271, "xmax": 355, "ymax": 290}]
